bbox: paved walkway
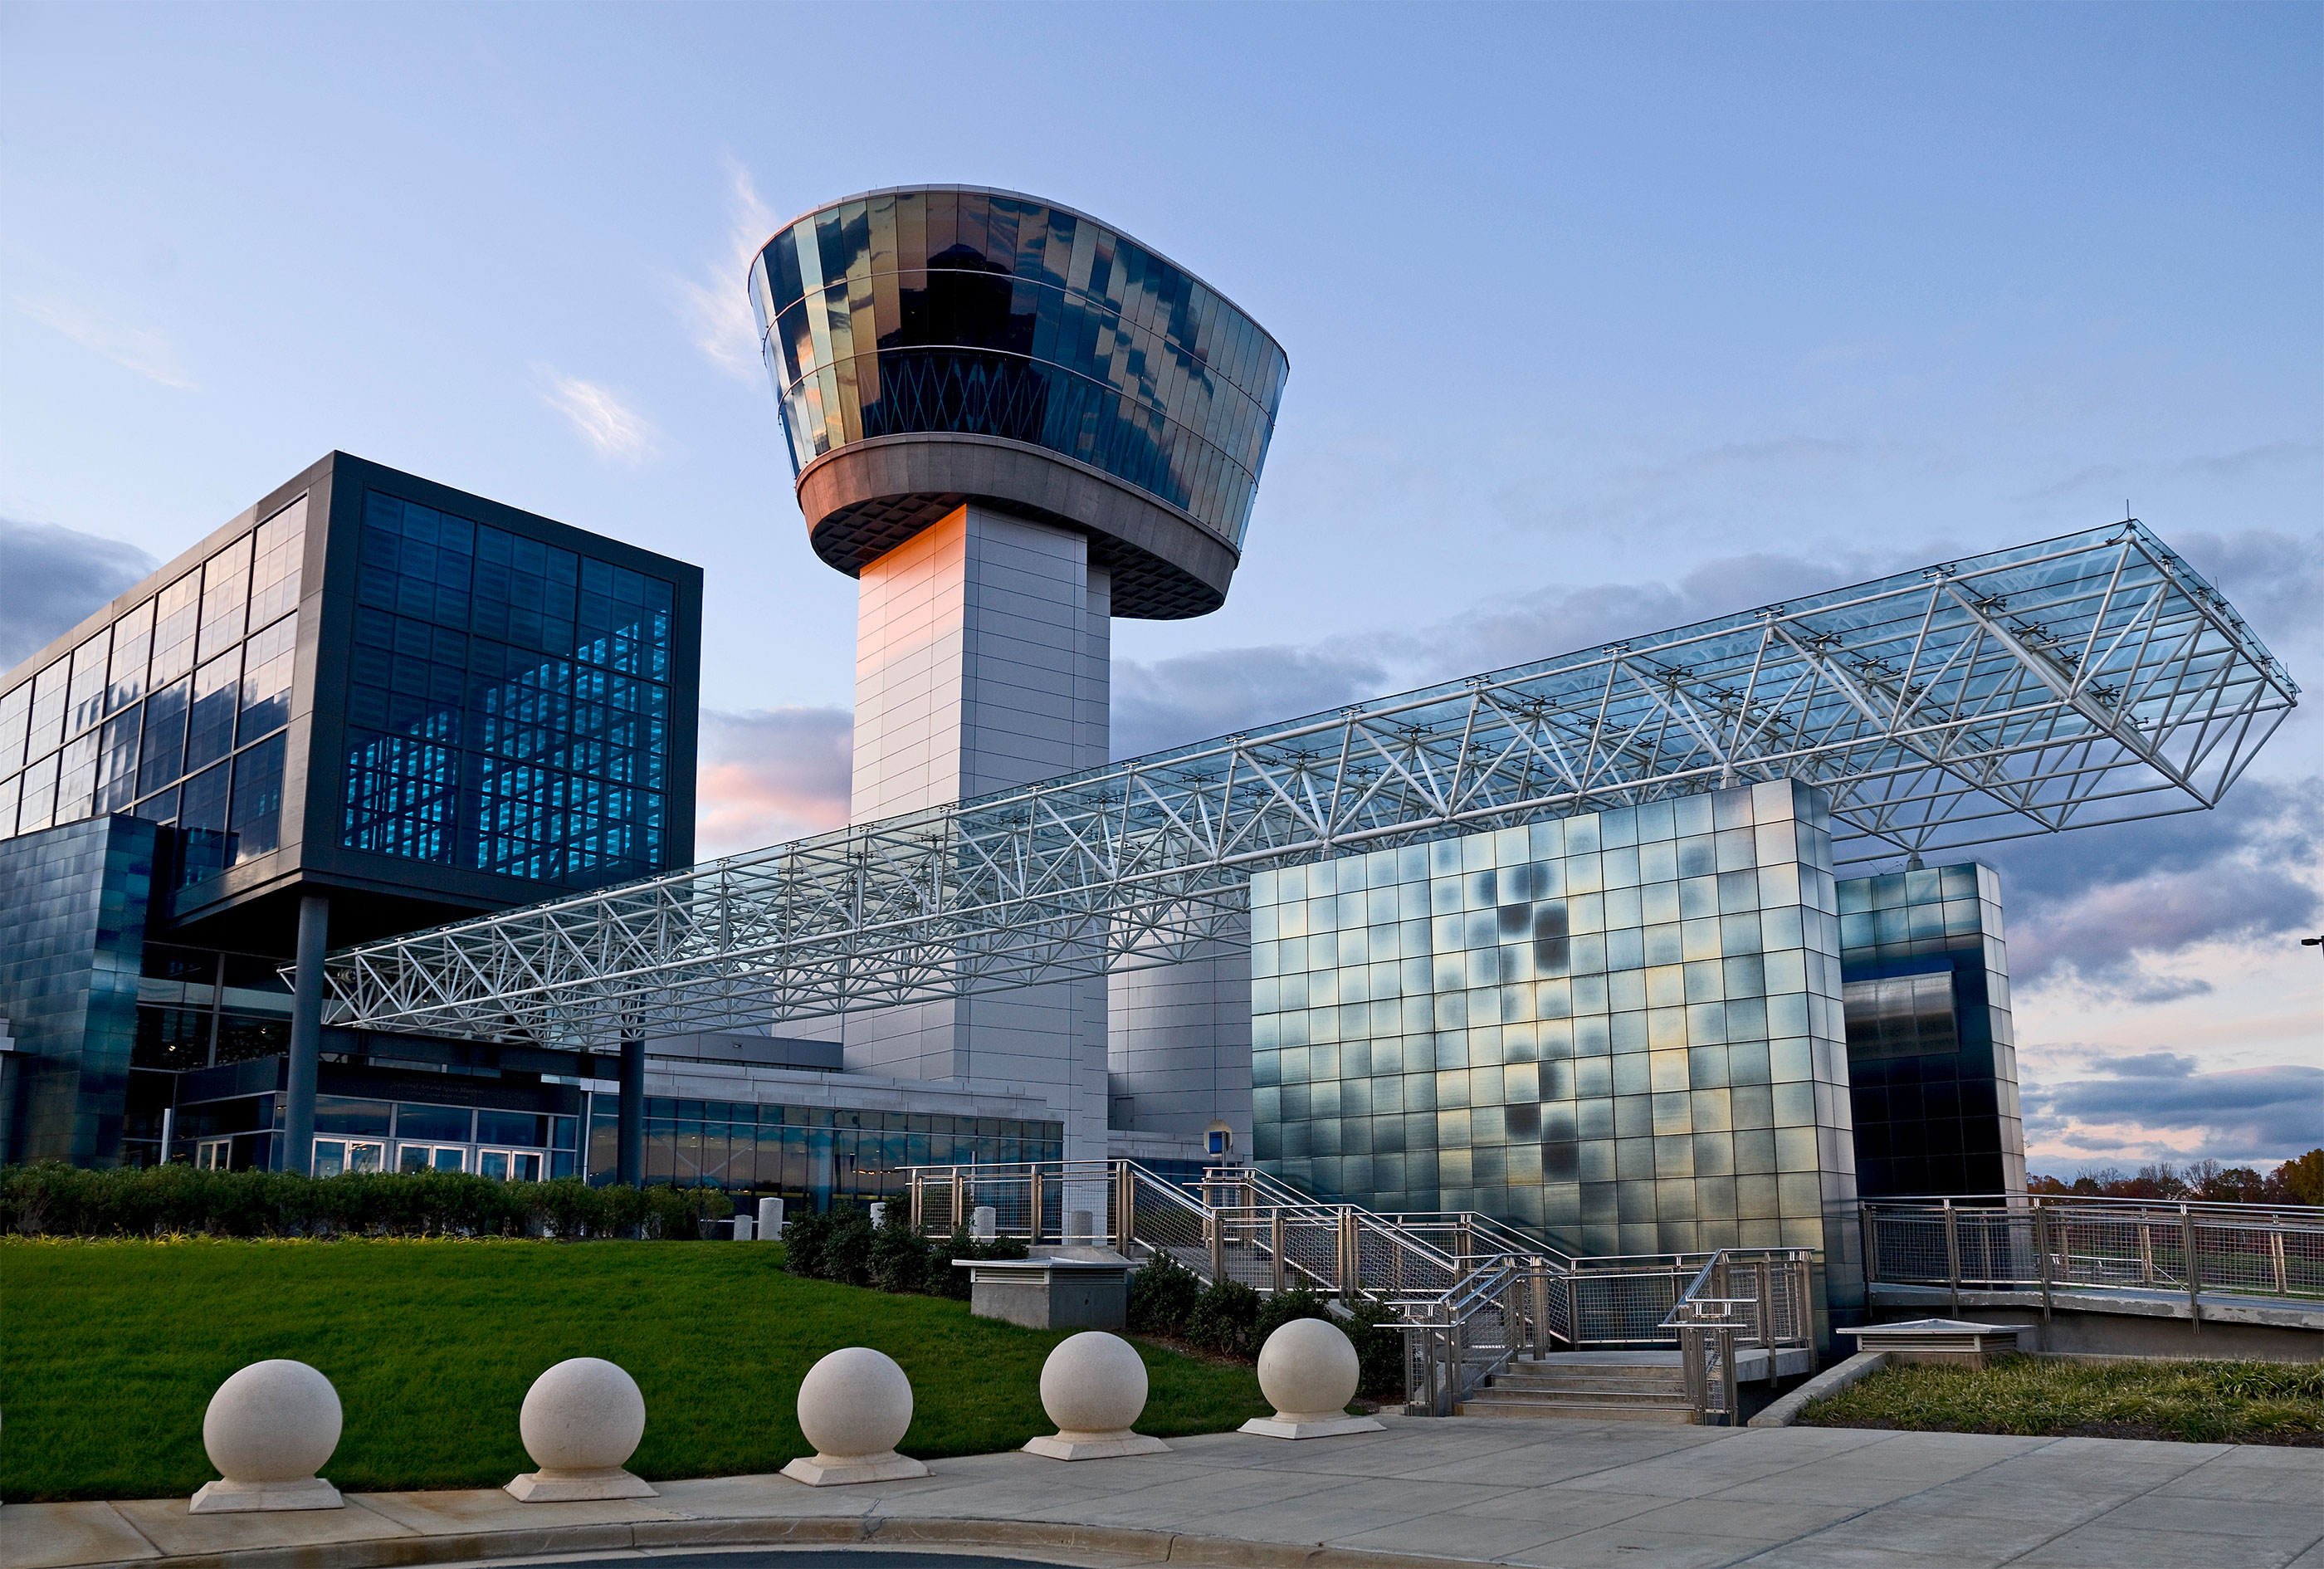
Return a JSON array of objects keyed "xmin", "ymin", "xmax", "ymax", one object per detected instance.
[{"xmin": 7, "ymin": 1416, "xmax": 2322, "ymax": 1569}]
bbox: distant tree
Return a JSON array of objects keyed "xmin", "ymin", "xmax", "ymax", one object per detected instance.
[
  {"xmin": 2265, "ymin": 1149, "xmax": 2324, "ymax": 1207},
  {"xmin": 2026, "ymin": 1174, "xmax": 2072, "ymax": 1195},
  {"xmin": 2070, "ymin": 1166, "xmax": 2126, "ymax": 1196},
  {"xmin": 2190, "ymin": 1162, "xmax": 2268, "ymax": 1205},
  {"xmin": 2122, "ymin": 1162, "xmax": 2192, "ymax": 1200}
]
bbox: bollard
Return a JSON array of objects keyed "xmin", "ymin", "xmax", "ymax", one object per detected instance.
[
  {"xmin": 1024, "ymin": 1332, "xmax": 1170, "ymax": 1459},
  {"xmin": 732, "ymin": 1213, "xmax": 755, "ymax": 1242},
  {"xmin": 1067, "ymin": 1209, "xmax": 1095, "ymax": 1244},
  {"xmin": 970, "ymin": 1205, "xmax": 998, "ymax": 1240},
  {"xmin": 189, "ymin": 1361, "xmax": 344, "ymax": 1513},
  {"xmin": 758, "ymin": 1196, "xmax": 786, "ymax": 1239},
  {"xmin": 506, "ymin": 1358, "xmax": 657, "ymax": 1500},
  {"xmin": 781, "ymin": 1347, "xmax": 930, "ymax": 1484},
  {"xmin": 1240, "ymin": 1318, "xmax": 1384, "ymax": 1439}
]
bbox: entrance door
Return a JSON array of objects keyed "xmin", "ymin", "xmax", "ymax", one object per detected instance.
[
  {"xmin": 479, "ymin": 1150, "xmax": 544, "ymax": 1181},
  {"xmin": 313, "ymin": 1140, "xmax": 386, "ymax": 1177},
  {"xmin": 195, "ymin": 1139, "xmax": 232, "ymax": 1170},
  {"xmin": 398, "ymin": 1145, "xmax": 466, "ymax": 1173}
]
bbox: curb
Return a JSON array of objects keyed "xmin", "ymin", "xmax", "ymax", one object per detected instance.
[
  {"xmin": 1747, "ymin": 1350, "xmax": 1890, "ymax": 1427},
  {"xmin": 57, "ymin": 1514, "xmax": 1499, "ymax": 1569}
]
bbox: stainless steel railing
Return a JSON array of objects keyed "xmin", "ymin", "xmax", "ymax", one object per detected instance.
[
  {"xmin": 901, "ymin": 1160, "xmax": 1815, "ymax": 1421},
  {"xmin": 1658, "ymin": 1249, "xmax": 1817, "ymax": 1424},
  {"xmin": 1861, "ymin": 1195, "xmax": 2324, "ymax": 1322}
]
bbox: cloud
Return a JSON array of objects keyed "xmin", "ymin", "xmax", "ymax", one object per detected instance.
[
  {"xmin": 2178, "ymin": 440, "xmax": 2323, "ymax": 483},
  {"xmin": 1983, "ymin": 778, "xmax": 2324, "ymax": 1001},
  {"xmin": 671, "ymin": 156, "xmax": 778, "ymax": 381},
  {"xmin": 2017, "ymin": 463, "xmax": 2127, "ymax": 506},
  {"xmin": 2023, "ymin": 1052, "xmax": 2324, "ymax": 1166},
  {"xmin": 1112, "ymin": 645, "xmax": 1391, "ymax": 760},
  {"xmin": 0, "ymin": 517, "xmax": 158, "ymax": 670},
  {"xmin": 695, "ymin": 705, "xmax": 852, "ymax": 858},
  {"xmin": 535, "ymin": 369, "xmax": 660, "ymax": 466},
  {"xmin": 1110, "ymin": 544, "xmax": 1955, "ymax": 761},
  {"xmin": 2161, "ymin": 526, "xmax": 2324, "ymax": 650},
  {"xmin": 14, "ymin": 296, "xmax": 197, "ymax": 389}
]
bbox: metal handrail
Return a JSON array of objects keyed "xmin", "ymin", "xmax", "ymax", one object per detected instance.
[
  {"xmin": 904, "ymin": 1160, "xmax": 1821, "ymax": 1421},
  {"xmin": 1656, "ymin": 1247, "xmax": 1817, "ymax": 1423},
  {"xmin": 1862, "ymin": 1195, "xmax": 2324, "ymax": 1315}
]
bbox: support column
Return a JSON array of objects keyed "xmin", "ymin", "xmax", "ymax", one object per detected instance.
[
  {"xmin": 618, "ymin": 1037, "xmax": 645, "ymax": 1186},
  {"xmin": 281, "ymin": 892, "xmax": 328, "ymax": 1175}
]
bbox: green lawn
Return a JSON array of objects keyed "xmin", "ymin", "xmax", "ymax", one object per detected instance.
[
  {"xmin": 1799, "ymin": 1354, "xmax": 2324, "ymax": 1444},
  {"xmin": 0, "ymin": 1238, "xmax": 1270, "ymax": 1502}
]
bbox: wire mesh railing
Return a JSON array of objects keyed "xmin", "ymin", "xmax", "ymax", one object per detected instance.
[
  {"xmin": 1862, "ymin": 1195, "xmax": 2324, "ymax": 1314},
  {"xmin": 901, "ymin": 1161, "xmax": 1818, "ymax": 1422}
]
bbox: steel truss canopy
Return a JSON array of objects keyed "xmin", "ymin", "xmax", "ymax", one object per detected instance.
[{"xmin": 324, "ymin": 522, "xmax": 2297, "ymax": 1047}]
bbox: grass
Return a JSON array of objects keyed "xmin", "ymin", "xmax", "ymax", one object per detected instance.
[
  {"xmin": 0, "ymin": 1237, "xmax": 1270, "ymax": 1503},
  {"xmin": 1798, "ymin": 1353, "xmax": 2324, "ymax": 1445}
]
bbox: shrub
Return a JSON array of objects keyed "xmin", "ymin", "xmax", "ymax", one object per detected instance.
[
  {"xmin": 1185, "ymin": 1278, "xmax": 1261, "ymax": 1356},
  {"xmin": 1127, "ymin": 1247, "xmax": 1204, "ymax": 1335},
  {"xmin": 781, "ymin": 1208, "xmax": 833, "ymax": 1278},
  {"xmin": 868, "ymin": 1201, "xmax": 934, "ymax": 1293},
  {"xmin": 1251, "ymin": 1283, "xmax": 1335, "ymax": 1348},
  {"xmin": 1341, "ymin": 1294, "xmax": 1407, "ymax": 1399},
  {"xmin": 929, "ymin": 1226, "xmax": 1029, "ymax": 1298},
  {"xmin": 0, "ymin": 1161, "xmax": 722, "ymax": 1240}
]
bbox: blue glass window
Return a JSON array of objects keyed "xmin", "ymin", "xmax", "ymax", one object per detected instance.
[{"xmin": 340, "ymin": 490, "xmax": 675, "ymax": 888}]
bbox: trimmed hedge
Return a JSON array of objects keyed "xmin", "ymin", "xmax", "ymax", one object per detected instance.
[
  {"xmin": 0, "ymin": 1161, "xmax": 732, "ymax": 1239},
  {"xmin": 784, "ymin": 1201, "xmax": 1028, "ymax": 1294}
]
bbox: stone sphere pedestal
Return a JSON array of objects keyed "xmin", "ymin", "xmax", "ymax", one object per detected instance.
[
  {"xmin": 782, "ymin": 1347, "xmax": 930, "ymax": 1485},
  {"xmin": 1024, "ymin": 1331, "xmax": 1170, "ymax": 1460},
  {"xmin": 506, "ymin": 1357, "xmax": 658, "ymax": 1501},
  {"xmin": 1240, "ymin": 1317, "xmax": 1384, "ymax": 1439},
  {"xmin": 189, "ymin": 1361, "xmax": 344, "ymax": 1513}
]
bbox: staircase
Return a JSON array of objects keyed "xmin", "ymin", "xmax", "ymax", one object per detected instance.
[{"xmin": 1454, "ymin": 1351, "xmax": 1699, "ymax": 1424}]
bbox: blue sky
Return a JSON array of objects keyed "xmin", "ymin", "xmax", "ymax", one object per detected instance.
[{"xmin": 3, "ymin": 2, "xmax": 2317, "ymax": 1170}]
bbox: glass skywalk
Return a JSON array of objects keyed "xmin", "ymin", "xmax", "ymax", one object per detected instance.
[{"xmin": 320, "ymin": 521, "xmax": 2296, "ymax": 1048}]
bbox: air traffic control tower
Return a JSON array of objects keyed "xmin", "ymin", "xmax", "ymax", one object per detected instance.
[{"xmin": 750, "ymin": 186, "xmax": 1288, "ymax": 1165}]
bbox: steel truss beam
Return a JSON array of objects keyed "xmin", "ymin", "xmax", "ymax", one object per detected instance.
[{"xmin": 323, "ymin": 523, "xmax": 2297, "ymax": 1046}]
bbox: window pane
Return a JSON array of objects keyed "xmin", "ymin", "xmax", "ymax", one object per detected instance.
[
  {"xmin": 186, "ymin": 648, "xmax": 242, "ymax": 774},
  {"xmin": 68, "ymin": 628, "xmax": 111, "ymax": 736},
  {"xmin": 227, "ymin": 732, "xmax": 286, "ymax": 863},
  {"xmin": 248, "ymin": 496, "xmax": 308, "ymax": 626},
  {"xmin": 107, "ymin": 598, "xmax": 155, "ymax": 714},
  {"xmin": 198, "ymin": 533, "xmax": 253, "ymax": 663},
  {"xmin": 150, "ymin": 572, "xmax": 202, "ymax": 687},
  {"xmin": 238, "ymin": 614, "xmax": 297, "ymax": 744}
]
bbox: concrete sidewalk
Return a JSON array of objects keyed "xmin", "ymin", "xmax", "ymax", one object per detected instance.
[{"xmin": 7, "ymin": 1416, "xmax": 2322, "ymax": 1569}]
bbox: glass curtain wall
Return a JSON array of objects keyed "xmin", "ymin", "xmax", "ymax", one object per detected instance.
[
  {"xmin": 0, "ymin": 499, "xmax": 305, "ymax": 885},
  {"xmin": 342, "ymin": 490, "xmax": 674, "ymax": 887},
  {"xmin": 751, "ymin": 188, "xmax": 1288, "ymax": 548},
  {"xmin": 1838, "ymin": 863, "xmax": 2024, "ymax": 1196},
  {"xmin": 1249, "ymin": 780, "xmax": 1863, "ymax": 1302},
  {"xmin": 591, "ymin": 1097, "xmax": 1063, "ymax": 1210}
]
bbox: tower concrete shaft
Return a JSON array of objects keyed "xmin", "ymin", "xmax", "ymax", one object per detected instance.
[{"xmin": 828, "ymin": 504, "xmax": 1112, "ymax": 1163}]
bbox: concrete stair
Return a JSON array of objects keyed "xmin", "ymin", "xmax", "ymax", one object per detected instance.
[{"xmin": 1454, "ymin": 1351, "xmax": 1698, "ymax": 1424}]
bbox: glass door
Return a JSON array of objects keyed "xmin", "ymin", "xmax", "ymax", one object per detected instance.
[
  {"xmin": 398, "ymin": 1145, "xmax": 466, "ymax": 1173},
  {"xmin": 313, "ymin": 1139, "xmax": 386, "ymax": 1176},
  {"xmin": 479, "ymin": 1150, "xmax": 544, "ymax": 1181}
]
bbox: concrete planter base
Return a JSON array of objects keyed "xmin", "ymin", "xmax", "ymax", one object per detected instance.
[
  {"xmin": 1238, "ymin": 1414, "xmax": 1384, "ymax": 1439},
  {"xmin": 779, "ymin": 1451, "xmax": 930, "ymax": 1486},
  {"xmin": 187, "ymin": 1478, "xmax": 343, "ymax": 1513},
  {"xmin": 504, "ymin": 1467, "xmax": 657, "ymax": 1502},
  {"xmin": 1023, "ymin": 1430, "xmax": 1171, "ymax": 1461}
]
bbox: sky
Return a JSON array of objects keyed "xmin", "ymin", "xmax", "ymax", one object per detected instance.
[{"xmin": 2, "ymin": 2, "xmax": 2317, "ymax": 1173}]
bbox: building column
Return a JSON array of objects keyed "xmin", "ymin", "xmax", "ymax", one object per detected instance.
[
  {"xmin": 280, "ymin": 892, "xmax": 328, "ymax": 1175},
  {"xmin": 618, "ymin": 1036, "xmax": 645, "ymax": 1185}
]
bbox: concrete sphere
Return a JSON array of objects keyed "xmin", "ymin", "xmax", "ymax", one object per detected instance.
[
  {"xmin": 1257, "ymin": 1317, "xmax": 1361, "ymax": 1420},
  {"xmin": 1038, "ymin": 1332, "xmax": 1148, "ymax": 1435},
  {"xmin": 203, "ymin": 1361, "xmax": 342, "ymax": 1483},
  {"xmin": 519, "ymin": 1358, "xmax": 646, "ymax": 1473},
  {"xmin": 795, "ymin": 1347, "xmax": 913, "ymax": 1459}
]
